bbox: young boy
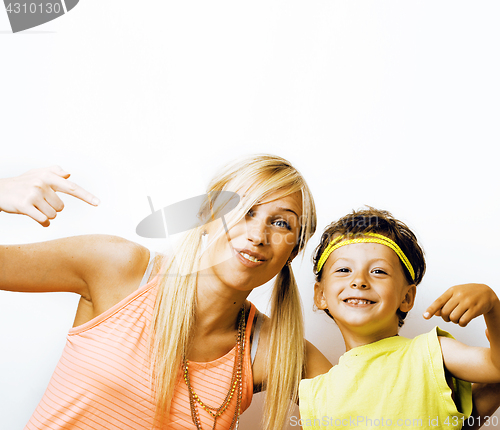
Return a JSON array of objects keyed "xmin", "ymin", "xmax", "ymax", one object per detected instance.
[{"xmin": 299, "ymin": 208, "xmax": 500, "ymax": 429}]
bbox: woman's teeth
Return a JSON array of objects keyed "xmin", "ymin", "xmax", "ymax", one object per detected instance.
[
  {"xmin": 345, "ymin": 299, "xmax": 373, "ymax": 305},
  {"xmin": 240, "ymin": 252, "xmax": 261, "ymax": 263}
]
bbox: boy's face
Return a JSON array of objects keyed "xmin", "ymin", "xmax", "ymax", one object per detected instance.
[{"xmin": 314, "ymin": 242, "xmax": 416, "ymax": 337}]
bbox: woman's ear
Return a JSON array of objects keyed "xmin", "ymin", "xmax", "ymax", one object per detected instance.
[
  {"xmin": 288, "ymin": 247, "xmax": 299, "ymax": 263},
  {"xmin": 314, "ymin": 282, "xmax": 328, "ymax": 310},
  {"xmin": 400, "ymin": 284, "xmax": 416, "ymax": 313}
]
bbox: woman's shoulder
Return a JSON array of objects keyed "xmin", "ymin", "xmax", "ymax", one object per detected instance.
[
  {"xmin": 72, "ymin": 234, "xmax": 151, "ymax": 323},
  {"xmin": 65, "ymin": 234, "xmax": 150, "ymax": 289},
  {"xmin": 88, "ymin": 234, "xmax": 149, "ymax": 267},
  {"xmin": 73, "ymin": 233, "xmax": 147, "ymax": 254}
]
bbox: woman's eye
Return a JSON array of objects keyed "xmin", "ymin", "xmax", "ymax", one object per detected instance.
[
  {"xmin": 246, "ymin": 209, "xmax": 256, "ymax": 217},
  {"xmin": 273, "ymin": 219, "xmax": 291, "ymax": 230}
]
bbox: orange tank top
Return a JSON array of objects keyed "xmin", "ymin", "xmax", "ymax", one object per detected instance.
[{"xmin": 24, "ymin": 272, "xmax": 256, "ymax": 429}]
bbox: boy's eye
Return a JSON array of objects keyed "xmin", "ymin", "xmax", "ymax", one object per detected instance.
[
  {"xmin": 372, "ymin": 269, "xmax": 387, "ymax": 275},
  {"xmin": 336, "ymin": 267, "xmax": 350, "ymax": 273}
]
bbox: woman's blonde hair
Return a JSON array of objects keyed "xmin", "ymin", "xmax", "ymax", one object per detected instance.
[{"xmin": 150, "ymin": 154, "xmax": 316, "ymax": 429}]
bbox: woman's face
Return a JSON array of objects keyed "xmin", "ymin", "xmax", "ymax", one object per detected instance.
[{"xmin": 202, "ymin": 190, "xmax": 303, "ymax": 292}]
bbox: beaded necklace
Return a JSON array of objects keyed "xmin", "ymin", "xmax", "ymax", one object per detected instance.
[{"xmin": 183, "ymin": 306, "xmax": 246, "ymax": 430}]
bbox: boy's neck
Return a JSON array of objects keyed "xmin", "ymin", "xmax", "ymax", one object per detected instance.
[{"xmin": 339, "ymin": 324, "xmax": 400, "ymax": 352}]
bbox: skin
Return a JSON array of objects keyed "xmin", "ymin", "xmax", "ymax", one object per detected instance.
[
  {"xmin": 1, "ymin": 167, "xmax": 495, "ymax": 425},
  {"xmin": 467, "ymin": 382, "xmax": 500, "ymax": 429},
  {"xmin": 314, "ymin": 240, "xmax": 500, "ymax": 426},
  {"xmin": 314, "ymin": 243, "xmax": 415, "ymax": 351},
  {"xmin": 188, "ymin": 190, "xmax": 302, "ymax": 363},
  {"xmin": 0, "ymin": 166, "xmax": 331, "ymax": 395},
  {"xmin": 425, "ymin": 284, "xmax": 500, "ymax": 384},
  {"xmin": 0, "ymin": 166, "xmax": 99, "ymax": 226},
  {"xmin": 184, "ymin": 189, "xmax": 331, "ymax": 379}
]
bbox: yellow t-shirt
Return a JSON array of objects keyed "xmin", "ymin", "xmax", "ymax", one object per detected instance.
[{"xmin": 299, "ymin": 327, "xmax": 472, "ymax": 429}]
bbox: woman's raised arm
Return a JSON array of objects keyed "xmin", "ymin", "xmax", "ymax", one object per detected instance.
[{"xmin": 0, "ymin": 166, "xmax": 149, "ymax": 305}]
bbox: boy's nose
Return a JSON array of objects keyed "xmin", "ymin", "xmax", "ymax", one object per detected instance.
[{"xmin": 350, "ymin": 273, "xmax": 370, "ymax": 289}]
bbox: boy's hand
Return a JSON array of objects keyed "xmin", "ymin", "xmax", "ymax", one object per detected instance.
[
  {"xmin": 431, "ymin": 285, "xmax": 500, "ymax": 384},
  {"xmin": 423, "ymin": 284, "xmax": 499, "ymax": 327},
  {"xmin": 0, "ymin": 166, "xmax": 99, "ymax": 227}
]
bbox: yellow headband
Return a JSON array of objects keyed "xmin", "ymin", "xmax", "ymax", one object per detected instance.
[{"xmin": 316, "ymin": 232, "xmax": 415, "ymax": 281}]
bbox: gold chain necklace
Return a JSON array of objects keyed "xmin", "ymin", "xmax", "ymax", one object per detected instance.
[{"xmin": 183, "ymin": 306, "xmax": 246, "ymax": 430}]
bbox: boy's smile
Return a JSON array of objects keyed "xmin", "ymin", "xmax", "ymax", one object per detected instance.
[
  {"xmin": 314, "ymin": 242, "xmax": 416, "ymax": 348},
  {"xmin": 343, "ymin": 298, "xmax": 376, "ymax": 306}
]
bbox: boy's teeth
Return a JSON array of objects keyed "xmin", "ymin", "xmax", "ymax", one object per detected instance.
[
  {"xmin": 240, "ymin": 252, "xmax": 260, "ymax": 263},
  {"xmin": 346, "ymin": 299, "xmax": 372, "ymax": 305}
]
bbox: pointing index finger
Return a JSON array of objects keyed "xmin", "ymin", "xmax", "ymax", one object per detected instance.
[
  {"xmin": 423, "ymin": 289, "xmax": 453, "ymax": 319},
  {"xmin": 50, "ymin": 175, "xmax": 100, "ymax": 206}
]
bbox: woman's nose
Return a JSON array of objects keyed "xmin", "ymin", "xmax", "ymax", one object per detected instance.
[{"xmin": 246, "ymin": 218, "xmax": 269, "ymax": 245}]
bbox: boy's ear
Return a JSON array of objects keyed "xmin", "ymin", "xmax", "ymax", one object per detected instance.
[
  {"xmin": 400, "ymin": 284, "xmax": 416, "ymax": 313},
  {"xmin": 314, "ymin": 282, "xmax": 328, "ymax": 310}
]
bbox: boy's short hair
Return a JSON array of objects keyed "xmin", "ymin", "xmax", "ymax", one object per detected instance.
[{"xmin": 313, "ymin": 207, "xmax": 426, "ymax": 327}]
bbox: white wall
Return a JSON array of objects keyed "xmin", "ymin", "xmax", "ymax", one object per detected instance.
[{"xmin": 1, "ymin": 1, "xmax": 499, "ymax": 429}]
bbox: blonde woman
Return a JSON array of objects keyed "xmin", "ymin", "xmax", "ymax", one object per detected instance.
[
  {"xmin": 0, "ymin": 155, "xmax": 331, "ymax": 430},
  {"xmin": 2, "ymin": 158, "xmax": 498, "ymax": 430}
]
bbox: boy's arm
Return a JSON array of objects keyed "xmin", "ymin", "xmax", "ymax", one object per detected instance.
[
  {"xmin": 464, "ymin": 383, "xmax": 500, "ymax": 430},
  {"xmin": 425, "ymin": 284, "xmax": 500, "ymax": 383}
]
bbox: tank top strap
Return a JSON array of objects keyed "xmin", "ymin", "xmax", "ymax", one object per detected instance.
[
  {"xmin": 241, "ymin": 302, "xmax": 256, "ymax": 414},
  {"xmin": 139, "ymin": 250, "xmax": 156, "ymax": 288},
  {"xmin": 245, "ymin": 302, "xmax": 257, "ymax": 344},
  {"xmin": 250, "ymin": 310, "xmax": 263, "ymax": 365}
]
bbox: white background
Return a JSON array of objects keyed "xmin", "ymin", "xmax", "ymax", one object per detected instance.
[{"xmin": 1, "ymin": 1, "xmax": 500, "ymax": 429}]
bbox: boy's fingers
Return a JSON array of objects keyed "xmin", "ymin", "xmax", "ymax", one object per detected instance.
[
  {"xmin": 486, "ymin": 328, "xmax": 490, "ymax": 342},
  {"xmin": 440, "ymin": 300, "xmax": 462, "ymax": 323},
  {"xmin": 423, "ymin": 290, "xmax": 453, "ymax": 319},
  {"xmin": 456, "ymin": 309, "xmax": 476, "ymax": 327},
  {"xmin": 448, "ymin": 304, "xmax": 468, "ymax": 325}
]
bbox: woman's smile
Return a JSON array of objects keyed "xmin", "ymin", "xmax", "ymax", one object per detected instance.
[{"xmin": 235, "ymin": 248, "xmax": 267, "ymax": 267}]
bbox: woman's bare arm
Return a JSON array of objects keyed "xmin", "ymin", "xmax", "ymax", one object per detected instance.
[
  {"xmin": 0, "ymin": 166, "xmax": 150, "ymax": 313},
  {"xmin": 0, "ymin": 235, "xmax": 148, "ymax": 300}
]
